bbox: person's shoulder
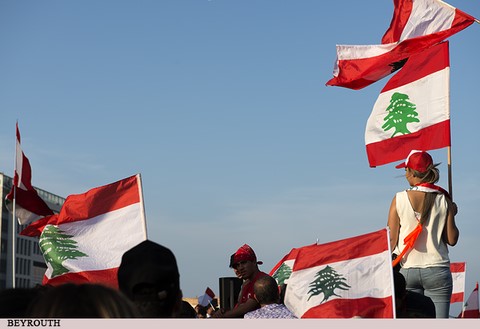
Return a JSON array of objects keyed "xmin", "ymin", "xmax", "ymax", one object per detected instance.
[{"xmin": 243, "ymin": 308, "xmax": 260, "ymax": 319}]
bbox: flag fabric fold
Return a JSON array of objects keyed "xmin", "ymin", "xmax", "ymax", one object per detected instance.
[
  {"xmin": 459, "ymin": 282, "xmax": 479, "ymax": 318},
  {"xmin": 21, "ymin": 174, "xmax": 147, "ymax": 288},
  {"xmin": 284, "ymin": 228, "xmax": 394, "ymax": 318},
  {"xmin": 451, "ymin": 262, "xmax": 466, "ymax": 304},
  {"xmin": 365, "ymin": 41, "xmax": 450, "ymax": 167},
  {"xmin": 5, "ymin": 123, "xmax": 54, "ymax": 225},
  {"xmin": 326, "ymin": 0, "xmax": 475, "ymax": 90}
]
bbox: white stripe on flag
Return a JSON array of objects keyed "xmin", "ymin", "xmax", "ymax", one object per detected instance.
[
  {"xmin": 44, "ymin": 203, "xmax": 145, "ymax": 278},
  {"xmin": 365, "ymin": 68, "xmax": 449, "ymax": 144},
  {"xmin": 399, "ymin": 0, "xmax": 456, "ymax": 41}
]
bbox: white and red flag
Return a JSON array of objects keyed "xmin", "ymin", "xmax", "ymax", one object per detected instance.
[
  {"xmin": 284, "ymin": 228, "xmax": 394, "ymax": 318},
  {"xmin": 198, "ymin": 287, "xmax": 216, "ymax": 307},
  {"xmin": 5, "ymin": 123, "xmax": 54, "ymax": 225},
  {"xmin": 365, "ymin": 41, "xmax": 450, "ymax": 167},
  {"xmin": 451, "ymin": 262, "xmax": 466, "ymax": 304},
  {"xmin": 21, "ymin": 174, "xmax": 147, "ymax": 288},
  {"xmin": 326, "ymin": 0, "xmax": 475, "ymax": 90},
  {"xmin": 459, "ymin": 282, "xmax": 479, "ymax": 318}
]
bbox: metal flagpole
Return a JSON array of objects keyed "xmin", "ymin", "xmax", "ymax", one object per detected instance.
[
  {"xmin": 11, "ymin": 122, "xmax": 17, "ymax": 288},
  {"xmin": 11, "ymin": 186, "xmax": 16, "ymax": 289}
]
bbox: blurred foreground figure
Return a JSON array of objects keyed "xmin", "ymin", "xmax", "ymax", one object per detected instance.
[
  {"xmin": 118, "ymin": 239, "xmax": 183, "ymax": 317},
  {"xmin": 25, "ymin": 284, "xmax": 139, "ymax": 318}
]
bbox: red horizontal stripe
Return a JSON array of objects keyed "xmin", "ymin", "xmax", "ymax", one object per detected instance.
[
  {"xmin": 293, "ymin": 229, "xmax": 388, "ymax": 271},
  {"xmin": 450, "ymin": 262, "xmax": 466, "ymax": 273},
  {"xmin": 461, "ymin": 309, "xmax": 480, "ymax": 318},
  {"xmin": 269, "ymin": 245, "xmax": 316, "ymax": 276},
  {"xmin": 366, "ymin": 120, "xmax": 450, "ymax": 167},
  {"xmin": 21, "ymin": 175, "xmax": 141, "ymax": 237},
  {"xmin": 381, "ymin": 0, "xmax": 413, "ymax": 44},
  {"xmin": 43, "ymin": 267, "xmax": 119, "ymax": 289},
  {"xmin": 451, "ymin": 292, "xmax": 464, "ymax": 303},
  {"xmin": 301, "ymin": 296, "xmax": 393, "ymax": 318},
  {"xmin": 57, "ymin": 174, "xmax": 140, "ymax": 222}
]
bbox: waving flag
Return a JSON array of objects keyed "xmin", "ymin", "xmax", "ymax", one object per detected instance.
[
  {"xmin": 326, "ymin": 0, "xmax": 475, "ymax": 90},
  {"xmin": 5, "ymin": 123, "xmax": 54, "ymax": 225},
  {"xmin": 459, "ymin": 282, "xmax": 479, "ymax": 318},
  {"xmin": 365, "ymin": 41, "xmax": 450, "ymax": 167},
  {"xmin": 21, "ymin": 174, "xmax": 147, "ymax": 288},
  {"xmin": 284, "ymin": 228, "xmax": 394, "ymax": 318},
  {"xmin": 451, "ymin": 262, "xmax": 466, "ymax": 304},
  {"xmin": 198, "ymin": 287, "xmax": 216, "ymax": 307}
]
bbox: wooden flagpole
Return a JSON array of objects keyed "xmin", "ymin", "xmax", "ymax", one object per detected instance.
[{"xmin": 448, "ymin": 146, "xmax": 453, "ymax": 200}]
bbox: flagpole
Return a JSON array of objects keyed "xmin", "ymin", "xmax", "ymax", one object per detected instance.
[
  {"xmin": 447, "ymin": 146, "xmax": 453, "ymax": 199},
  {"xmin": 137, "ymin": 173, "xmax": 148, "ymax": 239},
  {"xmin": 11, "ymin": 122, "xmax": 17, "ymax": 289}
]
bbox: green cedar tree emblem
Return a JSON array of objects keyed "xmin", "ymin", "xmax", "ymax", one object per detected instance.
[
  {"xmin": 382, "ymin": 92, "xmax": 420, "ymax": 138},
  {"xmin": 307, "ymin": 265, "xmax": 351, "ymax": 302},
  {"xmin": 39, "ymin": 224, "xmax": 88, "ymax": 277},
  {"xmin": 272, "ymin": 263, "xmax": 292, "ymax": 286}
]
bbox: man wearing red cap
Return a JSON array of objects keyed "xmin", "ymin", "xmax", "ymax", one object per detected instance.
[{"xmin": 212, "ymin": 244, "xmax": 268, "ymax": 318}]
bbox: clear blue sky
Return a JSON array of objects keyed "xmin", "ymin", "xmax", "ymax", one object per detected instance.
[{"xmin": 0, "ymin": 0, "xmax": 478, "ymax": 316}]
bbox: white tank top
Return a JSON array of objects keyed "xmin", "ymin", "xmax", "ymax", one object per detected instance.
[{"xmin": 395, "ymin": 190, "xmax": 450, "ymax": 268}]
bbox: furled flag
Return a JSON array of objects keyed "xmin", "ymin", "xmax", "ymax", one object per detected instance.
[
  {"xmin": 326, "ymin": 0, "xmax": 475, "ymax": 90},
  {"xmin": 284, "ymin": 228, "xmax": 394, "ymax": 318},
  {"xmin": 5, "ymin": 123, "xmax": 54, "ymax": 225},
  {"xmin": 458, "ymin": 282, "xmax": 479, "ymax": 318},
  {"xmin": 21, "ymin": 174, "xmax": 147, "ymax": 288},
  {"xmin": 365, "ymin": 41, "xmax": 450, "ymax": 167},
  {"xmin": 198, "ymin": 287, "xmax": 216, "ymax": 307},
  {"xmin": 451, "ymin": 262, "xmax": 466, "ymax": 304}
]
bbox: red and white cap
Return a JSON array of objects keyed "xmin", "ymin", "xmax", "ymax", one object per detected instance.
[
  {"xmin": 395, "ymin": 150, "xmax": 433, "ymax": 173},
  {"xmin": 231, "ymin": 244, "xmax": 263, "ymax": 267}
]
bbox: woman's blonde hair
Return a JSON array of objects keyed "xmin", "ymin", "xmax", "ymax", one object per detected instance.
[{"xmin": 410, "ymin": 163, "xmax": 441, "ymax": 225}]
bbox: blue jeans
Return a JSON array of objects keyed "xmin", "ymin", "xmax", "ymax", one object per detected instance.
[{"xmin": 400, "ymin": 266, "xmax": 452, "ymax": 318}]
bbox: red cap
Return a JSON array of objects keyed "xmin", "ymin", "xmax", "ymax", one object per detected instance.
[
  {"xmin": 395, "ymin": 150, "xmax": 433, "ymax": 173},
  {"xmin": 231, "ymin": 244, "xmax": 263, "ymax": 267}
]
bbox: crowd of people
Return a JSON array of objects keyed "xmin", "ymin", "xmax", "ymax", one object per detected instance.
[{"xmin": 0, "ymin": 150, "xmax": 459, "ymax": 319}]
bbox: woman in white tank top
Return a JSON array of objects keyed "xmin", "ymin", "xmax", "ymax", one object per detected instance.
[{"xmin": 387, "ymin": 150, "xmax": 459, "ymax": 318}]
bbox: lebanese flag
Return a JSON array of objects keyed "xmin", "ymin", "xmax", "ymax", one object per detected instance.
[
  {"xmin": 5, "ymin": 123, "xmax": 54, "ymax": 225},
  {"xmin": 451, "ymin": 262, "xmax": 466, "ymax": 304},
  {"xmin": 284, "ymin": 228, "xmax": 394, "ymax": 318},
  {"xmin": 365, "ymin": 41, "xmax": 450, "ymax": 167},
  {"xmin": 459, "ymin": 282, "xmax": 479, "ymax": 318},
  {"xmin": 198, "ymin": 287, "xmax": 216, "ymax": 307},
  {"xmin": 326, "ymin": 0, "xmax": 475, "ymax": 90},
  {"xmin": 21, "ymin": 174, "xmax": 147, "ymax": 288}
]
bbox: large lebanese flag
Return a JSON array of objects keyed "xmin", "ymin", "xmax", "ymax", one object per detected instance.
[
  {"xmin": 365, "ymin": 41, "xmax": 450, "ymax": 167},
  {"xmin": 284, "ymin": 228, "xmax": 394, "ymax": 318},
  {"xmin": 5, "ymin": 123, "xmax": 54, "ymax": 225},
  {"xmin": 459, "ymin": 282, "xmax": 479, "ymax": 318},
  {"xmin": 326, "ymin": 0, "xmax": 475, "ymax": 90},
  {"xmin": 21, "ymin": 174, "xmax": 147, "ymax": 288},
  {"xmin": 451, "ymin": 262, "xmax": 466, "ymax": 304}
]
